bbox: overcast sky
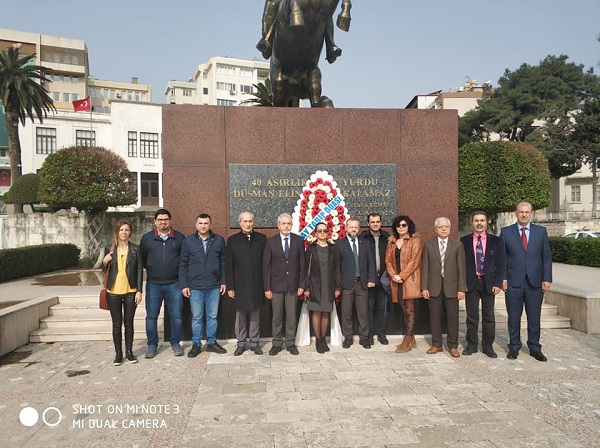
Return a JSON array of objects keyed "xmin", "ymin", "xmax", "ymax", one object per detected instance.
[{"xmin": 2, "ymin": 0, "xmax": 599, "ymax": 108}]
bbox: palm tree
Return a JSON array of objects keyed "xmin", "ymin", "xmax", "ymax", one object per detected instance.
[
  {"xmin": 240, "ymin": 79, "xmax": 273, "ymax": 106},
  {"xmin": 0, "ymin": 45, "xmax": 55, "ymax": 212}
]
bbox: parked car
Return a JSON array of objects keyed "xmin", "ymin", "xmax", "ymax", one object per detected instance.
[{"xmin": 562, "ymin": 231, "xmax": 600, "ymax": 239}]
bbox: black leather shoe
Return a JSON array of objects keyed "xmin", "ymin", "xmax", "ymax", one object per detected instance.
[
  {"xmin": 251, "ymin": 346, "xmax": 263, "ymax": 355},
  {"xmin": 482, "ymin": 349, "xmax": 498, "ymax": 358},
  {"xmin": 286, "ymin": 345, "xmax": 299, "ymax": 355},
  {"xmin": 462, "ymin": 347, "xmax": 477, "ymax": 356},
  {"xmin": 206, "ymin": 342, "xmax": 227, "ymax": 354},
  {"xmin": 342, "ymin": 337, "xmax": 352, "ymax": 349},
  {"xmin": 507, "ymin": 350, "xmax": 519, "ymax": 360},
  {"xmin": 368, "ymin": 336, "xmax": 374, "ymax": 345},
  {"xmin": 530, "ymin": 351, "xmax": 547, "ymax": 362},
  {"xmin": 359, "ymin": 340, "xmax": 371, "ymax": 349},
  {"xmin": 377, "ymin": 335, "xmax": 389, "ymax": 345},
  {"xmin": 269, "ymin": 345, "xmax": 283, "ymax": 356},
  {"xmin": 233, "ymin": 346, "xmax": 245, "ymax": 356},
  {"xmin": 187, "ymin": 343, "xmax": 202, "ymax": 358}
]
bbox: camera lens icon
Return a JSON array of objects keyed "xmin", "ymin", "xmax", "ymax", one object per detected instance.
[{"xmin": 19, "ymin": 406, "xmax": 63, "ymax": 427}]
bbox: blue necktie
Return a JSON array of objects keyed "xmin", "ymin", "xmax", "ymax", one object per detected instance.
[
  {"xmin": 476, "ymin": 234, "xmax": 484, "ymax": 274},
  {"xmin": 284, "ymin": 237, "xmax": 289, "ymax": 259}
]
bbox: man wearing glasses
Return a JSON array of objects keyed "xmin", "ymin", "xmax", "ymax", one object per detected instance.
[{"xmin": 140, "ymin": 209, "xmax": 186, "ymax": 358}]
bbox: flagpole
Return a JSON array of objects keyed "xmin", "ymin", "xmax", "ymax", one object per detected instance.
[{"xmin": 89, "ymin": 94, "xmax": 92, "ymax": 137}]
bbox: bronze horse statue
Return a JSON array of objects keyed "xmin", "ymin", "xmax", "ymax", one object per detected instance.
[{"xmin": 257, "ymin": 0, "xmax": 352, "ymax": 107}]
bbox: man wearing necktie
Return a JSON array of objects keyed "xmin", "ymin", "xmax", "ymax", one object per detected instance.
[
  {"xmin": 460, "ymin": 212, "xmax": 505, "ymax": 358},
  {"xmin": 500, "ymin": 202, "xmax": 552, "ymax": 362},
  {"xmin": 263, "ymin": 213, "xmax": 306, "ymax": 355},
  {"xmin": 336, "ymin": 218, "xmax": 376, "ymax": 349},
  {"xmin": 421, "ymin": 217, "xmax": 466, "ymax": 358}
]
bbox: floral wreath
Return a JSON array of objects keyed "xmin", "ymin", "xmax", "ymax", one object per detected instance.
[{"xmin": 292, "ymin": 170, "xmax": 348, "ymax": 246}]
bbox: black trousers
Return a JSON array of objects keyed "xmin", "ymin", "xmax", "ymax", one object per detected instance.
[
  {"xmin": 465, "ymin": 278, "xmax": 496, "ymax": 351},
  {"xmin": 107, "ymin": 292, "xmax": 137, "ymax": 353}
]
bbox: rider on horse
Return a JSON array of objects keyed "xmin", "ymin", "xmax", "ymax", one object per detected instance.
[{"xmin": 256, "ymin": 0, "xmax": 351, "ymax": 63}]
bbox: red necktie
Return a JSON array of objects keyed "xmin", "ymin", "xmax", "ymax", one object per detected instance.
[{"xmin": 521, "ymin": 227, "xmax": 528, "ymax": 251}]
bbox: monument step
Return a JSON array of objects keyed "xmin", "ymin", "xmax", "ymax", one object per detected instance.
[
  {"xmin": 458, "ymin": 303, "xmax": 560, "ymax": 317},
  {"xmin": 30, "ymin": 296, "xmax": 163, "ymax": 343},
  {"xmin": 458, "ymin": 313, "xmax": 571, "ymax": 329}
]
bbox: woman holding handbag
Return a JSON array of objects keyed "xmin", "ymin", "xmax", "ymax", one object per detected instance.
[
  {"xmin": 303, "ymin": 222, "xmax": 342, "ymax": 353},
  {"xmin": 102, "ymin": 219, "xmax": 143, "ymax": 365},
  {"xmin": 385, "ymin": 215, "xmax": 423, "ymax": 353}
]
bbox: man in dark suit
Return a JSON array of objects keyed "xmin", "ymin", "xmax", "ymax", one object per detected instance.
[
  {"xmin": 500, "ymin": 202, "xmax": 552, "ymax": 362},
  {"xmin": 421, "ymin": 217, "xmax": 466, "ymax": 358},
  {"xmin": 336, "ymin": 218, "xmax": 376, "ymax": 349},
  {"xmin": 460, "ymin": 211, "xmax": 505, "ymax": 358},
  {"xmin": 263, "ymin": 213, "xmax": 306, "ymax": 356},
  {"xmin": 226, "ymin": 211, "xmax": 267, "ymax": 356},
  {"xmin": 360, "ymin": 213, "xmax": 391, "ymax": 345}
]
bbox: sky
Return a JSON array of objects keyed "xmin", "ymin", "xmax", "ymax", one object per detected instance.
[{"xmin": 1, "ymin": 0, "xmax": 599, "ymax": 108}]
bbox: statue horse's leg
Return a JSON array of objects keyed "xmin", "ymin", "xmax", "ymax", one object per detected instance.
[
  {"xmin": 307, "ymin": 66, "xmax": 333, "ymax": 108},
  {"xmin": 271, "ymin": 65, "xmax": 288, "ymax": 107},
  {"xmin": 337, "ymin": 0, "xmax": 351, "ymax": 31}
]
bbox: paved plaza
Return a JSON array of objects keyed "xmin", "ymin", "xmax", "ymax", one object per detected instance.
[{"xmin": 1, "ymin": 263, "xmax": 599, "ymax": 447}]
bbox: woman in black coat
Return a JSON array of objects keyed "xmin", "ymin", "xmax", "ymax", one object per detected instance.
[
  {"xmin": 303, "ymin": 222, "xmax": 342, "ymax": 353},
  {"xmin": 102, "ymin": 219, "xmax": 143, "ymax": 365}
]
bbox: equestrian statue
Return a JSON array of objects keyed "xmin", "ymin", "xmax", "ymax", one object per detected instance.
[{"xmin": 256, "ymin": 0, "xmax": 352, "ymax": 108}]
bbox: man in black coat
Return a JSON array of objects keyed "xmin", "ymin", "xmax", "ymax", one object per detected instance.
[
  {"xmin": 225, "ymin": 212, "xmax": 267, "ymax": 356},
  {"xmin": 460, "ymin": 211, "xmax": 505, "ymax": 358},
  {"xmin": 360, "ymin": 213, "xmax": 391, "ymax": 345},
  {"xmin": 336, "ymin": 218, "xmax": 376, "ymax": 349},
  {"xmin": 263, "ymin": 213, "xmax": 306, "ymax": 356}
]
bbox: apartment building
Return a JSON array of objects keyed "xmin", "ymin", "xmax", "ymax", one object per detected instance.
[{"xmin": 166, "ymin": 56, "xmax": 269, "ymax": 106}]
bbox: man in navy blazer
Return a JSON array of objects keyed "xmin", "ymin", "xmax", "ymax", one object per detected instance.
[
  {"xmin": 263, "ymin": 213, "xmax": 306, "ymax": 355},
  {"xmin": 336, "ymin": 218, "xmax": 376, "ymax": 349},
  {"xmin": 500, "ymin": 202, "xmax": 552, "ymax": 362},
  {"xmin": 460, "ymin": 211, "xmax": 505, "ymax": 358}
]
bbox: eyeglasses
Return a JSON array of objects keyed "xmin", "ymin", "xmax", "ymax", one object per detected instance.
[
  {"xmin": 316, "ymin": 229, "xmax": 328, "ymax": 234},
  {"xmin": 397, "ymin": 223, "xmax": 408, "ymax": 228}
]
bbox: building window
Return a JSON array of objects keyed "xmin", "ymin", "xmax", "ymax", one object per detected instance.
[
  {"xmin": 72, "ymin": 93, "xmax": 79, "ymax": 101},
  {"xmin": 216, "ymin": 64, "xmax": 235, "ymax": 76},
  {"xmin": 170, "ymin": 88, "xmax": 175, "ymax": 96},
  {"xmin": 53, "ymin": 74, "xmax": 60, "ymax": 83},
  {"xmin": 240, "ymin": 69, "xmax": 252, "ymax": 78},
  {"xmin": 596, "ymin": 185, "xmax": 600, "ymax": 203},
  {"xmin": 240, "ymin": 84, "xmax": 253, "ymax": 94},
  {"xmin": 140, "ymin": 132, "xmax": 159, "ymax": 158},
  {"xmin": 183, "ymin": 89, "xmax": 192, "ymax": 97},
  {"xmin": 52, "ymin": 92, "xmax": 60, "ymax": 101},
  {"xmin": 72, "ymin": 76, "xmax": 78, "ymax": 83},
  {"xmin": 203, "ymin": 88, "xmax": 208, "ymax": 95},
  {"xmin": 571, "ymin": 185, "xmax": 581, "ymax": 203},
  {"xmin": 76, "ymin": 130, "xmax": 96, "ymax": 147},
  {"xmin": 62, "ymin": 93, "xmax": 70, "ymax": 102},
  {"xmin": 217, "ymin": 99, "xmax": 236, "ymax": 106},
  {"xmin": 0, "ymin": 149, "xmax": 7, "ymax": 157},
  {"xmin": 63, "ymin": 75, "xmax": 71, "ymax": 83},
  {"xmin": 217, "ymin": 82, "xmax": 236, "ymax": 91},
  {"xmin": 128, "ymin": 131, "xmax": 137, "ymax": 157},
  {"xmin": 36, "ymin": 127, "xmax": 57, "ymax": 154}
]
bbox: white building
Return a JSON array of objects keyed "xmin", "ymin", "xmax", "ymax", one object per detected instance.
[
  {"xmin": 166, "ymin": 56, "xmax": 269, "ymax": 106},
  {"xmin": 16, "ymin": 102, "xmax": 162, "ymax": 209}
]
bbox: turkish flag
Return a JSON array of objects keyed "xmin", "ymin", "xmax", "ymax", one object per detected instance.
[{"xmin": 72, "ymin": 97, "xmax": 91, "ymax": 112}]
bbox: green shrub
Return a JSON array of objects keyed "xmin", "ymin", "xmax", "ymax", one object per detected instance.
[
  {"xmin": 3, "ymin": 173, "xmax": 41, "ymax": 210},
  {"xmin": 549, "ymin": 237, "xmax": 600, "ymax": 268},
  {"xmin": 0, "ymin": 244, "xmax": 81, "ymax": 283}
]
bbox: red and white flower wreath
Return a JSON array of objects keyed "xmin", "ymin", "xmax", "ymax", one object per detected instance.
[{"xmin": 292, "ymin": 170, "xmax": 348, "ymax": 245}]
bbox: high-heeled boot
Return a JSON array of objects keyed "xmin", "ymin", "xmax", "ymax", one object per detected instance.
[{"xmin": 321, "ymin": 337, "xmax": 330, "ymax": 352}]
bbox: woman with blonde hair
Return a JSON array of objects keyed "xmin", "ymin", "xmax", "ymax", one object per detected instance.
[
  {"xmin": 102, "ymin": 219, "xmax": 143, "ymax": 365},
  {"xmin": 385, "ymin": 215, "xmax": 423, "ymax": 353}
]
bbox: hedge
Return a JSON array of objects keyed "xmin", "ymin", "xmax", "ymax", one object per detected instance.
[
  {"xmin": 549, "ymin": 237, "xmax": 600, "ymax": 268},
  {"xmin": 0, "ymin": 244, "xmax": 81, "ymax": 283}
]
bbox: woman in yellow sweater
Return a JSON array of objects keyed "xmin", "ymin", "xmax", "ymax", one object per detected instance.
[{"xmin": 102, "ymin": 219, "xmax": 143, "ymax": 365}]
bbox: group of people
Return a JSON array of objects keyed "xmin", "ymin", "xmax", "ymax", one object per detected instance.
[{"xmin": 101, "ymin": 201, "xmax": 552, "ymax": 365}]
